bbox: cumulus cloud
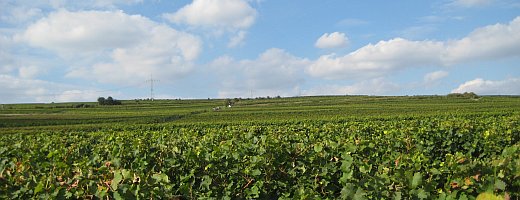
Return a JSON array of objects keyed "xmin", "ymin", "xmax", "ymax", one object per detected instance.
[
  {"xmin": 315, "ymin": 32, "xmax": 348, "ymax": 49},
  {"xmin": 424, "ymin": 70, "xmax": 449, "ymax": 83},
  {"xmin": 211, "ymin": 48, "xmax": 310, "ymax": 97},
  {"xmin": 164, "ymin": 0, "xmax": 257, "ymax": 30},
  {"xmin": 443, "ymin": 16, "xmax": 520, "ymax": 64},
  {"xmin": 163, "ymin": 0, "xmax": 257, "ymax": 47},
  {"xmin": 308, "ymin": 17, "xmax": 520, "ymax": 80},
  {"xmin": 452, "ymin": 78, "xmax": 520, "ymax": 95},
  {"xmin": 18, "ymin": 10, "xmax": 150, "ymax": 54},
  {"xmin": 308, "ymin": 38, "xmax": 444, "ymax": 79},
  {"xmin": 304, "ymin": 78, "xmax": 400, "ymax": 96},
  {"xmin": 17, "ymin": 10, "xmax": 202, "ymax": 84}
]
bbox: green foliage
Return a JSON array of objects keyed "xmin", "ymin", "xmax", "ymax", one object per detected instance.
[
  {"xmin": 476, "ymin": 192, "xmax": 504, "ymax": 200},
  {"xmin": 0, "ymin": 114, "xmax": 518, "ymax": 198},
  {"xmin": 98, "ymin": 96, "xmax": 122, "ymax": 105},
  {"xmin": 0, "ymin": 96, "xmax": 519, "ymax": 198},
  {"xmin": 447, "ymin": 92, "xmax": 479, "ymax": 99}
]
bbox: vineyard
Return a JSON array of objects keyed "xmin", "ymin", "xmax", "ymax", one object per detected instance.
[{"xmin": 0, "ymin": 96, "xmax": 519, "ymax": 199}]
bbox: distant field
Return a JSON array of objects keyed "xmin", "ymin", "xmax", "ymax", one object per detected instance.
[
  {"xmin": 1, "ymin": 95, "xmax": 519, "ymax": 131},
  {"xmin": 0, "ymin": 96, "xmax": 519, "ymax": 199}
]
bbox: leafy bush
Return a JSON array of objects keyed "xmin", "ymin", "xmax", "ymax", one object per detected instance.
[{"xmin": 447, "ymin": 92, "xmax": 479, "ymax": 99}]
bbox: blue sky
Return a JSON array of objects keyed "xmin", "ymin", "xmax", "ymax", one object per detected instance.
[{"xmin": 1, "ymin": 0, "xmax": 519, "ymax": 103}]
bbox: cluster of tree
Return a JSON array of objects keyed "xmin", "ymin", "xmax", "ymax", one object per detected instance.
[
  {"xmin": 97, "ymin": 96, "xmax": 122, "ymax": 105},
  {"xmin": 255, "ymin": 95, "xmax": 282, "ymax": 100},
  {"xmin": 447, "ymin": 92, "xmax": 479, "ymax": 99},
  {"xmin": 224, "ymin": 98, "xmax": 241, "ymax": 107}
]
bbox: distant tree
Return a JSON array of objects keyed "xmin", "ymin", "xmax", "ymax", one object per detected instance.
[
  {"xmin": 107, "ymin": 96, "xmax": 114, "ymax": 104},
  {"xmin": 97, "ymin": 96, "xmax": 122, "ymax": 105},
  {"xmin": 98, "ymin": 97, "xmax": 106, "ymax": 105},
  {"xmin": 447, "ymin": 92, "xmax": 479, "ymax": 99},
  {"xmin": 464, "ymin": 92, "xmax": 479, "ymax": 99},
  {"xmin": 113, "ymin": 99, "xmax": 122, "ymax": 105}
]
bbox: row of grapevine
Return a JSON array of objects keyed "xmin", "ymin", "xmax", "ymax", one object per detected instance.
[{"xmin": 0, "ymin": 115, "xmax": 518, "ymax": 199}]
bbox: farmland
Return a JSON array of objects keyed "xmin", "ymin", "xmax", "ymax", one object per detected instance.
[{"xmin": 0, "ymin": 95, "xmax": 519, "ymax": 199}]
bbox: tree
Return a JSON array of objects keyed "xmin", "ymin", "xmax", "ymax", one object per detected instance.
[
  {"xmin": 447, "ymin": 92, "xmax": 479, "ymax": 99},
  {"xmin": 98, "ymin": 97, "xmax": 106, "ymax": 105},
  {"xmin": 97, "ymin": 96, "xmax": 122, "ymax": 105},
  {"xmin": 106, "ymin": 96, "xmax": 114, "ymax": 105}
]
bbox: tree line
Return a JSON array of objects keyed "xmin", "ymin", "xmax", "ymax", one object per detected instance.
[{"xmin": 97, "ymin": 96, "xmax": 122, "ymax": 105}]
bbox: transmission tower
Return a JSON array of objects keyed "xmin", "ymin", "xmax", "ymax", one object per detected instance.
[{"xmin": 146, "ymin": 74, "xmax": 159, "ymax": 101}]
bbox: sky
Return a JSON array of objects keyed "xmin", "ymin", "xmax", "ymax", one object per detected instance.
[{"xmin": 1, "ymin": 0, "xmax": 519, "ymax": 103}]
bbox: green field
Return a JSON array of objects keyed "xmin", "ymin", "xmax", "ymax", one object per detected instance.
[{"xmin": 1, "ymin": 96, "xmax": 519, "ymax": 199}]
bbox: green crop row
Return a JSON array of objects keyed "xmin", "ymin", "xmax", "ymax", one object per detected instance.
[{"xmin": 1, "ymin": 115, "xmax": 519, "ymax": 199}]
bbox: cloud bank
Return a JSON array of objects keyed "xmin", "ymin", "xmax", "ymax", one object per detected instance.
[
  {"xmin": 452, "ymin": 78, "xmax": 520, "ymax": 95},
  {"xmin": 164, "ymin": 0, "xmax": 257, "ymax": 30},
  {"xmin": 17, "ymin": 10, "xmax": 202, "ymax": 84},
  {"xmin": 307, "ymin": 17, "xmax": 520, "ymax": 80}
]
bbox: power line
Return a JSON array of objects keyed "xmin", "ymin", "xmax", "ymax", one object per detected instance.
[{"xmin": 146, "ymin": 74, "xmax": 160, "ymax": 101}]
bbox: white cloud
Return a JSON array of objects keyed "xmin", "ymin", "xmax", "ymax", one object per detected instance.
[
  {"xmin": 308, "ymin": 38, "xmax": 444, "ymax": 79},
  {"xmin": 424, "ymin": 70, "xmax": 449, "ymax": 83},
  {"xmin": 443, "ymin": 16, "xmax": 520, "ymax": 64},
  {"xmin": 17, "ymin": 10, "xmax": 202, "ymax": 84},
  {"xmin": 211, "ymin": 48, "xmax": 310, "ymax": 98},
  {"xmin": 315, "ymin": 32, "xmax": 348, "ymax": 49},
  {"xmin": 304, "ymin": 78, "xmax": 400, "ymax": 96},
  {"xmin": 228, "ymin": 31, "xmax": 247, "ymax": 48},
  {"xmin": 452, "ymin": 77, "xmax": 520, "ymax": 95},
  {"xmin": 163, "ymin": 0, "xmax": 257, "ymax": 48},
  {"xmin": 164, "ymin": 0, "xmax": 257, "ymax": 30},
  {"xmin": 308, "ymin": 17, "xmax": 520, "ymax": 80},
  {"xmin": 17, "ymin": 10, "xmax": 150, "ymax": 54}
]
